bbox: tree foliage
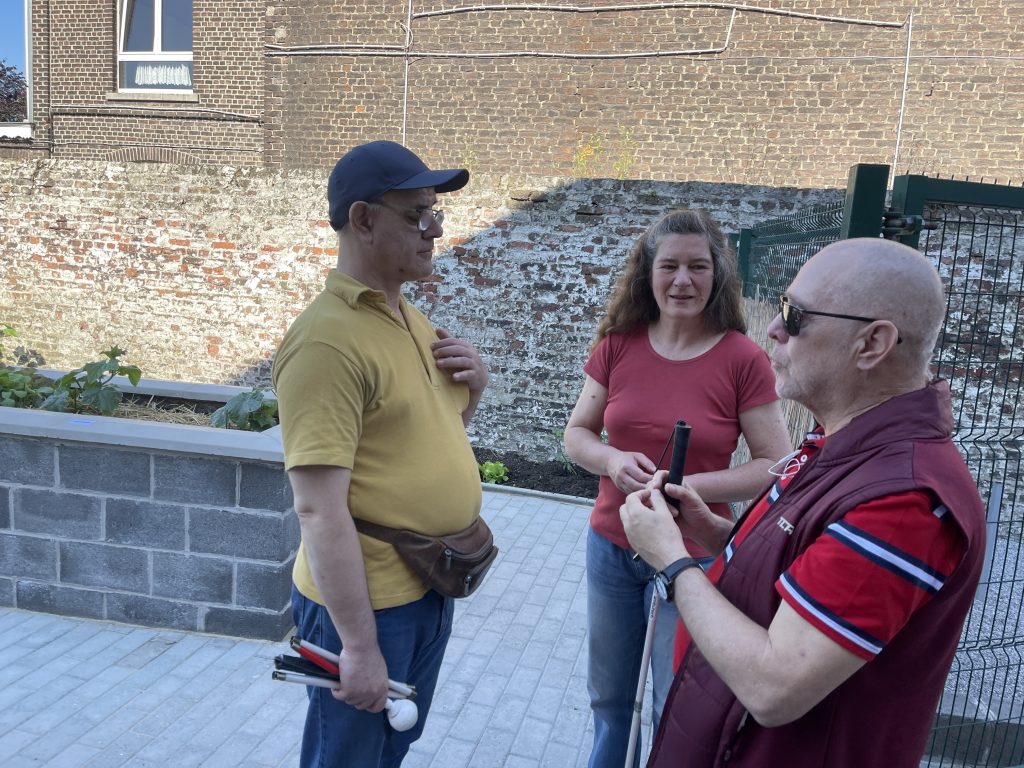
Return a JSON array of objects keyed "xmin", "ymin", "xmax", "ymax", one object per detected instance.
[{"xmin": 0, "ymin": 58, "xmax": 28, "ymax": 123}]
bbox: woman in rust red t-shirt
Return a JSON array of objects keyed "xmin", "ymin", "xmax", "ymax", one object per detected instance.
[{"xmin": 564, "ymin": 209, "xmax": 792, "ymax": 768}]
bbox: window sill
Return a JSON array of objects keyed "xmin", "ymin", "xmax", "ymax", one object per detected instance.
[
  {"xmin": 106, "ymin": 91, "xmax": 199, "ymax": 103},
  {"xmin": 0, "ymin": 124, "xmax": 32, "ymax": 139}
]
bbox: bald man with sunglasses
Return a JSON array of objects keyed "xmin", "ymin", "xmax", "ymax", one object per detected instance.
[{"xmin": 621, "ymin": 238, "xmax": 985, "ymax": 768}]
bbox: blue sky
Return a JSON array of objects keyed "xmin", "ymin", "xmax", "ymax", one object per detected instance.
[{"xmin": 0, "ymin": 1, "xmax": 27, "ymax": 73}]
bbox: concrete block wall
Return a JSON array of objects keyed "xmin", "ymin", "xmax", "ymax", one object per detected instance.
[{"xmin": 0, "ymin": 419, "xmax": 298, "ymax": 640}]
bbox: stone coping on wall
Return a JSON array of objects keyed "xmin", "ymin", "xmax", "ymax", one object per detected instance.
[{"xmin": 36, "ymin": 369, "xmax": 277, "ymax": 404}]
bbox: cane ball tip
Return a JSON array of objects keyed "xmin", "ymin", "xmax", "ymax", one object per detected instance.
[{"xmin": 386, "ymin": 698, "xmax": 418, "ymax": 731}]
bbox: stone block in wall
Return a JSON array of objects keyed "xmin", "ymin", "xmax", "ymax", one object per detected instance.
[
  {"xmin": 59, "ymin": 445, "xmax": 150, "ymax": 497},
  {"xmin": 0, "ymin": 534, "xmax": 58, "ymax": 580},
  {"xmin": 16, "ymin": 580, "xmax": 105, "ymax": 620},
  {"xmin": 0, "ymin": 486, "xmax": 8, "ymax": 528},
  {"xmin": 189, "ymin": 507, "xmax": 298, "ymax": 561},
  {"xmin": 152, "ymin": 553, "xmax": 233, "ymax": 604},
  {"xmin": 0, "ymin": 577, "xmax": 11, "ymax": 607},
  {"xmin": 236, "ymin": 558, "xmax": 294, "ymax": 611},
  {"xmin": 203, "ymin": 604, "xmax": 292, "ymax": 641},
  {"xmin": 105, "ymin": 498, "xmax": 187, "ymax": 550},
  {"xmin": 60, "ymin": 541, "xmax": 148, "ymax": 593},
  {"xmin": 106, "ymin": 593, "xmax": 200, "ymax": 633},
  {"xmin": 0, "ymin": 439, "xmax": 54, "ymax": 486},
  {"xmin": 239, "ymin": 463, "xmax": 292, "ymax": 511},
  {"xmin": 153, "ymin": 456, "xmax": 237, "ymax": 507},
  {"xmin": 14, "ymin": 488, "xmax": 101, "ymax": 540}
]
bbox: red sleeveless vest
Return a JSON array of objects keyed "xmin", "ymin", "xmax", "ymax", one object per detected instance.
[{"xmin": 649, "ymin": 381, "xmax": 986, "ymax": 768}]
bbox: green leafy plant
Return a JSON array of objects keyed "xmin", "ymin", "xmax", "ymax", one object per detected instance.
[
  {"xmin": 40, "ymin": 346, "xmax": 142, "ymax": 416},
  {"xmin": 479, "ymin": 460, "xmax": 509, "ymax": 485},
  {"xmin": 211, "ymin": 387, "xmax": 279, "ymax": 431},
  {"xmin": 551, "ymin": 428, "xmax": 578, "ymax": 475},
  {"xmin": 0, "ymin": 324, "xmax": 54, "ymax": 409}
]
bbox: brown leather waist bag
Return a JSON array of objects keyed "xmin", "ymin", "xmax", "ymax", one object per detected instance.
[{"xmin": 353, "ymin": 517, "xmax": 498, "ymax": 598}]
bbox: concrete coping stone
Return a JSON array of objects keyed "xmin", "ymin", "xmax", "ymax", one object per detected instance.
[
  {"xmin": 36, "ymin": 370, "xmax": 277, "ymax": 403},
  {"xmin": 1, "ymin": 374, "xmax": 283, "ymax": 462}
]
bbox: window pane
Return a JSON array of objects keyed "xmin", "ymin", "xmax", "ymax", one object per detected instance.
[
  {"xmin": 162, "ymin": 0, "xmax": 192, "ymax": 52},
  {"xmin": 123, "ymin": 0, "xmax": 155, "ymax": 52},
  {"xmin": 0, "ymin": 0, "xmax": 28, "ymax": 122},
  {"xmin": 120, "ymin": 61, "xmax": 192, "ymax": 89}
]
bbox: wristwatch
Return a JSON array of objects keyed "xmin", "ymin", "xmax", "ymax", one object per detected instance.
[{"xmin": 654, "ymin": 557, "xmax": 703, "ymax": 602}]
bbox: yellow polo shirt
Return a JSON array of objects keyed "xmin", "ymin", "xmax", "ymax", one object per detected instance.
[{"xmin": 272, "ymin": 270, "xmax": 482, "ymax": 609}]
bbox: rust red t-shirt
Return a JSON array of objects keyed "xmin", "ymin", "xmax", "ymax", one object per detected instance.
[{"xmin": 584, "ymin": 327, "xmax": 779, "ymax": 555}]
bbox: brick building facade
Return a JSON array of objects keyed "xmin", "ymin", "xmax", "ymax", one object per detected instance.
[{"xmin": 1, "ymin": 1, "xmax": 1021, "ymax": 185}]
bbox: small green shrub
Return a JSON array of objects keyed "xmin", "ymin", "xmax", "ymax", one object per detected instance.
[
  {"xmin": 479, "ymin": 460, "xmax": 509, "ymax": 485},
  {"xmin": 211, "ymin": 387, "xmax": 278, "ymax": 431},
  {"xmin": 40, "ymin": 346, "xmax": 142, "ymax": 416}
]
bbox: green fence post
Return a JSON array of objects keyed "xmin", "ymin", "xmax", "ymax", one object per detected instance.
[
  {"xmin": 737, "ymin": 228, "xmax": 753, "ymax": 298},
  {"xmin": 889, "ymin": 174, "xmax": 930, "ymax": 249},
  {"xmin": 841, "ymin": 163, "xmax": 890, "ymax": 239}
]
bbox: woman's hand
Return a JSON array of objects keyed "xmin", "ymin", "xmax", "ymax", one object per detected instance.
[{"xmin": 606, "ymin": 450, "xmax": 657, "ymax": 494}]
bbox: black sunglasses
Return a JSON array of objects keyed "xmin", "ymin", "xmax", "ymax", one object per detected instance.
[{"xmin": 779, "ymin": 296, "xmax": 902, "ymax": 344}]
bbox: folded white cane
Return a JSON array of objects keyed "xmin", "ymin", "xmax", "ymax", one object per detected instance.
[{"xmin": 624, "ymin": 420, "xmax": 691, "ymax": 768}]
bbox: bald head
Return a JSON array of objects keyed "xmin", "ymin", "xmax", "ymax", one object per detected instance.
[{"xmin": 798, "ymin": 238, "xmax": 945, "ymax": 375}]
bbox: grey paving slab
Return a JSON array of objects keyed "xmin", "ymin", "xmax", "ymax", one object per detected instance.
[{"xmin": 0, "ymin": 489, "xmax": 665, "ymax": 768}]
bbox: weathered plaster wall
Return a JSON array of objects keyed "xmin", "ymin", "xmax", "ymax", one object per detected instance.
[{"xmin": 0, "ymin": 158, "xmax": 841, "ymax": 455}]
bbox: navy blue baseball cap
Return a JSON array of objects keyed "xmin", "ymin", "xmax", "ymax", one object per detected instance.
[{"xmin": 327, "ymin": 141, "xmax": 470, "ymax": 231}]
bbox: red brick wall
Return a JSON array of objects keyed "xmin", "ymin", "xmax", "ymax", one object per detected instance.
[{"xmin": 3, "ymin": 1, "xmax": 1020, "ymax": 186}]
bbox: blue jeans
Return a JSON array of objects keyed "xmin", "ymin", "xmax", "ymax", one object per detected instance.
[
  {"xmin": 292, "ymin": 585, "xmax": 454, "ymax": 768},
  {"xmin": 586, "ymin": 528, "xmax": 711, "ymax": 768}
]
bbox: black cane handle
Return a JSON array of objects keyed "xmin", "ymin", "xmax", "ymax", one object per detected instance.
[{"xmin": 665, "ymin": 420, "xmax": 691, "ymax": 509}]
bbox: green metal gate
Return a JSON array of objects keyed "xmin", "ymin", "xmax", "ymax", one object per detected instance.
[{"xmin": 736, "ymin": 165, "xmax": 1024, "ymax": 768}]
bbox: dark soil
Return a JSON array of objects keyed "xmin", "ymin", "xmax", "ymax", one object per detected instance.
[{"xmin": 473, "ymin": 447, "xmax": 599, "ymax": 500}]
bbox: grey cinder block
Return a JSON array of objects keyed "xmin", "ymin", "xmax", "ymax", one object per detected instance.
[
  {"xmin": 14, "ymin": 488, "xmax": 102, "ymax": 540},
  {"xmin": 189, "ymin": 507, "xmax": 294, "ymax": 561},
  {"xmin": 153, "ymin": 455, "xmax": 237, "ymax": 506},
  {"xmin": 0, "ymin": 577, "xmax": 12, "ymax": 607},
  {"xmin": 0, "ymin": 486, "xmax": 9, "ymax": 529},
  {"xmin": 0, "ymin": 438, "xmax": 55, "ymax": 486},
  {"xmin": 239, "ymin": 462, "xmax": 292, "ymax": 511},
  {"xmin": 203, "ymin": 604, "xmax": 293, "ymax": 641},
  {"xmin": 236, "ymin": 558, "xmax": 294, "ymax": 611},
  {"xmin": 16, "ymin": 580, "xmax": 105, "ymax": 620},
  {"xmin": 152, "ymin": 552, "xmax": 233, "ymax": 604},
  {"xmin": 106, "ymin": 498, "xmax": 187, "ymax": 550},
  {"xmin": 106, "ymin": 593, "xmax": 200, "ymax": 632},
  {"xmin": 60, "ymin": 541, "xmax": 149, "ymax": 593},
  {"xmin": 59, "ymin": 445, "xmax": 150, "ymax": 497},
  {"xmin": 0, "ymin": 533, "xmax": 58, "ymax": 580}
]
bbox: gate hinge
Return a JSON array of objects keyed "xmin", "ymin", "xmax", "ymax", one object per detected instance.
[{"xmin": 882, "ymin": 211, "xmax": 937, "ymax": 239}]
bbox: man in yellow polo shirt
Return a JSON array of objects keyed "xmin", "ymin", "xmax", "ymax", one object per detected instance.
[{"xmin": 272, "ymin": 140, "xmax": 488, "ymax": 768}]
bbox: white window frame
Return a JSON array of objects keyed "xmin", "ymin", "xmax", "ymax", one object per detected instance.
[
  {"xmin": 0, "ymin": 0, "xmax": 32, "ymax": 138},
  {"xmin": 116, "ymin": 0, "xmax": 193, "ymax": 94}
]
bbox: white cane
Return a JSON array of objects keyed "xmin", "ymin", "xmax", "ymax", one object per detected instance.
[{"xmin": 625, "ymin": 590, "xmax": 659, "ymax": 768}]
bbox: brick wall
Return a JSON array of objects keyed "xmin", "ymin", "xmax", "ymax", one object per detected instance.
[
  {"xmin": 2, "ymin": 1, "xmax": 1020, "ymax": 185},
  {"xmin": 0, "ymin": 434, "xmax": 297, "ymax": 640},
  {"xmin": 0, "ymin": 157, "xmax": 841, "ymax": 456}
]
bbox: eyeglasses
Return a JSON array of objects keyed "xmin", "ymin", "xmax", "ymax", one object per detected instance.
[
  {"xmin": 779, "ymin": 296, "xmax": 902, "ymax": 343},
  {"xmin": 373, "ymin": 201, "xmax": 444, "ymax": 232}
]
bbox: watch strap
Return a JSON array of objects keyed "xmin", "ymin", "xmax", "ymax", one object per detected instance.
[{"xmin": 658, "ymin": 557, "xmax": 703, "ymax": 601}]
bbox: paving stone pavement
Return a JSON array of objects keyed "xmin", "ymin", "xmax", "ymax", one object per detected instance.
[{"xmin": 0, "ymin": 488, "xmax": 656, "ymax": 767}]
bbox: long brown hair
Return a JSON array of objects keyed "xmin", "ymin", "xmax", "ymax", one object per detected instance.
[{"xmin": 592, "ymin": 209, "xmax": 746, "ymax": 349}]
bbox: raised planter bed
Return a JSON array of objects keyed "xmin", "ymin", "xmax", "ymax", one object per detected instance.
[{"xmin": 0, "ymin": 377, "xmax": 297, "ymax": 640}]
